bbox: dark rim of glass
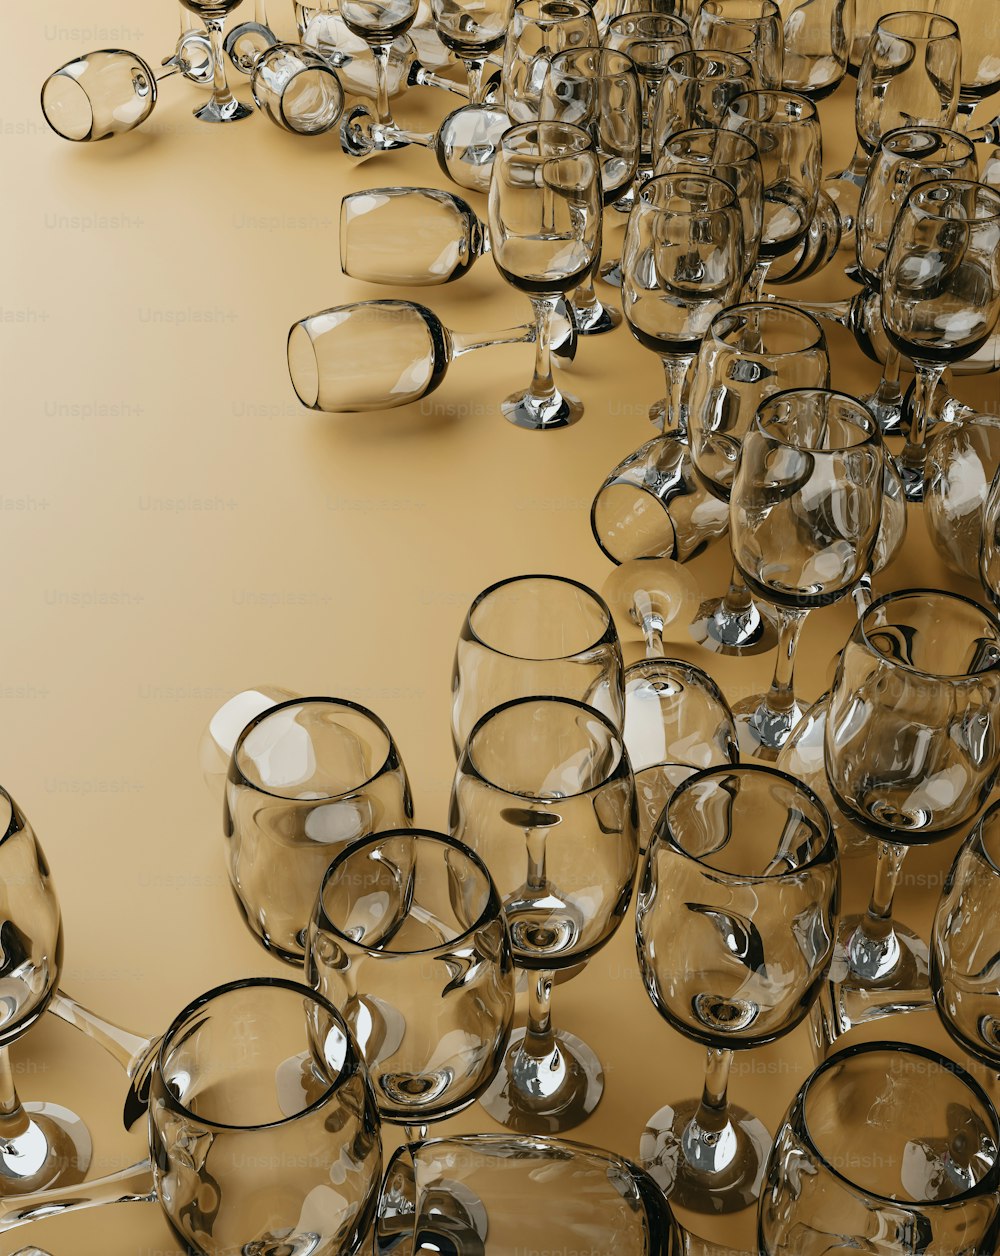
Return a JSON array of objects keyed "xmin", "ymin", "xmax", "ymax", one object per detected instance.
[
  {"xmin": 467, "ymin": 573, "xmax": 617, "ymax": 660},
  {"xmin": 857, "ymin": 587, "xmax": 1000, "ymax": 682},
  {"xmin": 753, "ymin": 387, "xmax": 879, "ymax": 451}
]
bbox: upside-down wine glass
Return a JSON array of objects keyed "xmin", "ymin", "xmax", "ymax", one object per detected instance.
[
  {"xmin": 487, "ymin": 121, "xmax": 602, "ymax": 429},
  {"xmin": 687, "ymin": 302, "xmax": 830, "ymax": 658},
  {"xmin": 729, "ymin": 389, "xmax": 884, "ymax": 760},
  {"xmin": 450, "ymin": 696, "xmax": 638, "ymax": 1132},
  {"xmin": 637, "ymin": 764, "xmax": 839, "ymax": 1213},
  {"xmin": 882, "ymin": 180, "xmax": 1000, "ymax": 502},
  {"xmin": 178, "ymin": 0, "xmax": 254, "ymax": 120}
]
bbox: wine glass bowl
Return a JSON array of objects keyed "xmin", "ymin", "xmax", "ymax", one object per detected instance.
[
  {"xmin": 40, "ymin": 49, "xmax": 158, "ymax": 142},
  {"xmin": 692, "ymin": 0, "xmax": 785, "ymax": 89},
  {"xmin": 250, "ymin": 42, "xmax": 345, "ymax": 134},
  {"xmin": 501, "ymin": 0, "xmax": 599, "ymax": 124}
]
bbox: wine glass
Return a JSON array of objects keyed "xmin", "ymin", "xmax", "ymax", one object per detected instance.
[
  {"xmin": 0, "ymin": 787, "xmax": 92, "ymax": 1193},
  {"xmin": 729, "ymin": 389, "xmax": 884, "ymax": 759},
  {"xmin": 287, "ymin": 298, "xmax": 577, "ymax": 413},
  {"xmin": 651, "ymin": 49, "xmax": 756, "ymax": 148},
  {"xmin": 450, "ymin": 573, "xmax": 624, "ymax": 754},
  {"xmin": 307, "ymin": 829, "xmax": 515, "ymax": 1142},
  {"xmin": 687, "ymin": 302, "xmax": 830, "ymax": 657},
  {"xmin": 340, "ymin": 0, "xmax": 421, "ymax": 144},
  {"xmin": 722, "ymin": 89, "xmax": 822, "ymax": 300},
  {"xmin": 224, "ymin": 696, "xmax": 414, "ymax": 964},
  {"xmin": 431, "ymin": 0, "xmax": 514, "ymax": 102},
  {"xmin": 224, "ymin": 0, "xmax": 278, "ymax": 76},
  {"xmin": 983, "ymin": 465, "xmax": 1000, "ymax": 612},
  {"xmin": 178, "ymin": 0, "xmax": 254, "ymax": 121},
  {"xmin": 882, "ymin": 180, "xmax": 1000, "ymax": 502},
  {"xmin": 604, "ymin": 13, "xmax": 691, "ymax": 178},
  {"xmin": 488, "ymin": 121, "xmax": 602, "ymax": 429},
  {"xmin": 0, "ymin": 979, "xmax": 383, "ymax": 1256},
  {"xmin": 692, "ymin": 0, "xmax": 784, "ymax": 90},
  {"xmin": 925, "ymin": 413, "xmax": 1000, "ymax": 581},
  {"xmin": 621, "ymin": 172, "xmax": 744, "ymax": 434},
  {"xmin": 759, "ymin": 1042, "xmax": 1000, "ymax": 1254},
  {"xmin": 539, "ymin": 47, "xmax": 641, "ymax": 335},
  {"xmin": 773, "ymin": 0, "xmax": 851, "ymax": 99},
  {"xmin": 449, "ymin": 696, "xmax": 638, "ymax": 1132},
  {"xmin": 818, "ymin": 589, "xmax": 1000, "ymax": 1055},
  {"xmin": 40, "ymin": 49, "xmax": 160, "ymax": 141},
  {"xmin": 250, "ymin": 42, "xmax": 346, "ymax": 134},
  {"xmin": 636, "ymin": 764, "xmax": 839, "ymax": 1213},
  {"xmin": 501, "ymin": 0, "xmax": 598, "ymax": 124},
  {"xmin": 934, "ymin": 0, "xmax": 1000, "ymax": 131}
]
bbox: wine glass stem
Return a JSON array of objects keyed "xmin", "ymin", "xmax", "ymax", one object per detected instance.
[
  {"xmin": 661, "ymin": 353, "xmax": 694, "ymax": 436},
  {"xmin": 744, "ymin": 259, "xmax": 771, "ymax": 303},
  {"xmin": 371, "ymin": 41, "xmax": 394, "ymax": 126},
  {"xmin": 524, "ymin": 969, "xmax": 557, "ymax": 1056},
  {"xmin": 464, "ymin": 57, "xmax": 486, "ymax": 105},
  {"xmin": 761, "ymin": 607, "xmax": 808, "ymax": 721},
  {"xmin": 849, "ymin": 841, "xmax": 908, "ymax": 975},
  {"xmin": 404, "ymin": 1123, "xmax": 429, "ymax": 1144},
  {"xmin": 692, "ymin": 1046, "xmax": 733, "ymax": 1134},
  {"xmin": 0, "ymin": 1159, "xmax": 155, "ymax": 1233},
  {"xmin": 852, "ymin": 569, "xmax": 874, "ymax": 618},
  {"xmin": 900, "ymin": 362, "xmax": 946, "ymax": 481},
  {"xmin": 957, "ymin": 102, "xmax": 975, "ymax": 133},
  {"xmin": 528, "ymin": 297, "xmax": 560, "ymax": 407},
  {"xmin": 721, "ymin": 564, "xmax": 754, "ymax": 617},
  {"xmin": 205, "ymin": 17, "xmax": 238, "ymax": 112},
  {"xmin": 642, "ymin": 615, "xmax": 665, "ymax": 659},
  {"xmin": 0, "ymin": 1048, "xmax": 29, "ymax": 1138},
  {"xmin": 179, "ymin": 3, "xmax": 196, "ymax": 33}
]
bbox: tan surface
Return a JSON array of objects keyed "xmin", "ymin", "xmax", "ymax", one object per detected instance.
[{"xmin": 7, "ymin": 3, "xmax": 1000, "ymax": 1253}]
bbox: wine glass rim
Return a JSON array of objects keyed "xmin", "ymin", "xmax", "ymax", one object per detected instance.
[
  {"xmin": 659, "ymin": 763, "xmax": 836, "ymax": 879},
  {"xmin": 315, "ymin": 827, "xmax": 503, "ymax": 956},
  {"xmin": 907, "ymin": 178, "xmax": 1000, "ymax": 222},
  {"xmin": 876, "ymin": 9, "xmax": 960, "ymax": 39},
  {"xmin": 707, "ymin": 301, "xmax": 826, "ymax": 352},
  {"xmin": 513, "ymin": 0, "xmax": 594, "ymax": 24},
  {"xmin": 607, "ymin": 11, "xmax": 689, "ymax": 34},
  {"xmin": 795, "ymin": 1040, "xmax": 1000, "ymax": 1206},
  {"xmin": 498, "ymin": 119, "xmax": 595, "ymax": 155},
  {"xmin": 155, "ymin": 976, "xmax": 361, "ymax": 1132},
  {"xmin": 858, "ymin": 587, "xmax": 1000, "ymax": 680},
  {"xmin": 639, "ymin": 170, "xmax": 740, "ymax": 210},
  {"xmin": 697, "ymin": 0, "xmax": 780, "ymax": 16},
  {"xmin": 467, "ymin": 573, "xmax": 616, "ymax": 660},
  {"xmin": 876, "ymin": 123, "xmax": 976, "ymax": 162},
  {"xmin": 753, "ymin": 387, "xmax": 879, "ymax": 450},
  {"xmin": 726, "ymin": 87, "xmax": 818, "ymax": 121},
  {"xmin": 462, "ymin": 694, "xmax": 628, "ymax": 801},
  {"xmin": 230, "ymin": 694, "xmax": 398, "ymax": 800},
  {"xmin": 666, "ymin": 47, "xmax": 754, "ymax": 76}
]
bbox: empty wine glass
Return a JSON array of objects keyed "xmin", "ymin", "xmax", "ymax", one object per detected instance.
[
  {"xmin": 651, "ymin": 49, "xmax": 756, "ymax": 149},
  {"xmin": 729, "ymin": 389, "xmax": 884, "ymax": 759},
  {"xmin": 224, "ymin": 0, "xmax": 278, "ymax": 75},
  {"xmin": 307, "ymin": 829, "xmax": 515, "ymax": 1141},
  {"xmin": 637, "ymin": 765, "xmax": 839, "ymax": 1213},
  {"xmin": 692, "ymin": 0, "xmax": 784, "ymax": 90},
  {"xmin": 925, "ymin": 413, "xmax": 1000, "ymax": 581},
  {"xmin": 773, "ymin": 0, "xmax": 851, "ymax": 99},
  {"xmin": 759, "ymin": 1042, "xmax": 1000, "ymax": 1254},
  {"xmin": 934, "ymin": 0, "xmax": 1000, "ymax": 131},
  {"xmin": 488, "ymin": 121, "xmax": 602, "ymax": 429},
  {"xmin": 178, "ymin": 0, "xmax": 254, "ymax": 121},
  {"xmin": 605, "ymin": 13, "xmax": 691, "ymax": 177},
  {"xmin": 287, "ymin": 298, "xmax": 576, "ymax": 413},
  {"xmin": 883, "ymin": 180, "xmax": 1000, "ymax": 502},
  {"xmin": 250, "ymin": 42, "xmax": 345, "ymax": 133},
  {"xmin": 451, "ymin": 573, "xmax": 624, "ymax": 753},
  {"xmin": 224, "ymin": 696, "xmax": 414, "ymax": 964},
  {"xmin": 450, "ymin": 697, "xmax": 638, "ymax": 1132},
  {"xmin": 818, "ymin": 589, "xmax": 1000, "ymax": 1054},
  {"xmin": 305, "ymin": 13, "xmax": 459, "ymax": 100},
  {"xmin": 501, "ymin": 0, "xmax": 598, "ymax": 124},
  {"xmin": 41, "ymin": 49, "xmax": 160, "ymax": 141},
  {"xmin": 0, "ymin": 787, "xmax": 92, "ymax": 1193},
  {"xmin": 687, "ymin": 302, "xmax": 830, "ymax": 658},
  {"xmin": 340, "ymin": 0, "xmax": 420, "ymax": 143},
  {"xmin": 168, "ymin": 3, "xmax": 214, "ymax": 85},
  {"xmin": 0, "ymin": 979, "xmax": 384, "ymax": 1256},
  {"xmin": 431, "ymin": 0, "xmax": 514, "ymax": 101}
]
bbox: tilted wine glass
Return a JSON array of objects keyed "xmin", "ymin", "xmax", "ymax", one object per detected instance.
[
  {"xmin": 287, "ymin": 298, "xmax": 577, "ymax": 414},
  {"xmin": 250, "ymin": 42, "xmax": 345, "ymax": 134},
  {"xmin": 450, "ymin": 696, "xmax": 638, "ymax": 1132},
  {"xmin": 487, "ymin": 121, "xmax": 602, "ymax": 429},
  {"xmin": 692, "ymin": 0, "xmax": 784, "ymax": 89},
  {"xmin": 177, "ymin": 0, "xmax": 254, "ymax": 121},
  {"xmin": 637, "ymin": 764, "xmax": 839, "ymax": 1213}
]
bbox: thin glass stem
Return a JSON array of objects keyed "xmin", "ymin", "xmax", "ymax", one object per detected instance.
[
  {"xmin": 525, "ymin": 970, "xmax": 556, "ymax": 1050},
  {"xmin": 0, "ymin": 1160, "xmax": 155, "ymax": 1233},
  {"xmin": 872, "ymin": 344, "xmax": 902, "ymax": 404},
  {"xmin": 528, "ymin": 297, "xmax": 559, "ymax": 408},
  {"xmin": 956, "ymin": 102, "xmax": 975, "ymax": 133},
  {"xmin": 761, "ymin": 607, "xmax": 808, "ymax": 722},
  {"xmin": 642, "ymin": 615, "xmax": 665, "ymax": 658},
  {"xmin": 451, "ymin": 324, "xmax": 535, "ymax": 356},
  {"xmin": 721, "ymin": 564, "xmax": 754, "ymax": 616},
  {"xmin": 464, "ymin": 57, "xmax": 486, "ymax": 105},
  {"xmin": 179, "ymin": 4, "xmax": 196, "ymax": 33},
  {"xmin": 744, "ymin": 258, "xmax": 772, "ymax": 303},
  {"xmin": 403, "ymin": 1123, "xmax": 429, "ymax": 1144},
  {"xmin": 47, "ymin": 991, "xmax": 155, "ymax": 1079},
  {"xmin": 848, "ymin": 841, "xmax": 908, "ymax": 978},
  {"xmin": 370, "ymin": 41, "xmax": 394, "ymax": 126},
  {"xmin": 899, "ymin": 361, "xmax": 946, "ymax": 485},
  {"xmin": 0, "ymin": 1048, "xmax": 28, "ymax": 1137},
  {"xmin": 255, "ymin": 0, "xmax": 268, "ymax": 25},
  {"xmin": 692, "ymin": 1047, "xmax": 733, "ymax": 1136},
  {"xmin": 205, "ymin": 17, "xmax": 238, "ymax": 112},
  {"xmin": 661, "ymin": 352, "xmax": 694, "ymax": 436},
  {"xmin": 852, "ymin": 570, "xmax": 874, "ymax": 618}
]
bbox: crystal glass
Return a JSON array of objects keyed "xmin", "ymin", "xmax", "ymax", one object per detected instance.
[
  {"xmin": 687, "ymin": 303, "xmax": 829, "ymax": 658},
  {"xmin": 637, "ymin": 765, "xmax": 839, "ymax": 1213},
  {"xmin": 622, "ymin": 172, "xmax": 744, "ymax": 434},
  {"xmin": 287, "ymin": 298, "xmax": 576, "ymax": 413},
  {"xmin": 0, "ymin": 787, "xmax": 92, "ymax": 1194},
  {"xmin": 431, "ymin": 0, "xmax": 514, "ymax": 102},
  {"xmin": 818, "ymin": 590, "xmax": 1000, "ymax": 1053},
  {"xmin": 340, "ymin": 187, "xmax": 488, "ymax": 285},
  {"xmin": 773, "ymin": 0, "xmax": 851, "ymax": 99},
  {"xmin": 692, "ymin": 0, "xmax": 784, "ymax": 89},
  {"xmin": 450, "ymin": 572, "xmax": 624, "ymax": 753},
  {"xmin": 934, "ymin": 0, "xmax": 1000, "ymax": 130},
  {"xmin": 925, "ymin": 414, "xmax": 1000, "ymax": 581},
  {"xmin": 250, "ymin": 42, "xmax": 345, "ymax": 133},
  {"xmin": 983, "ymin": 466, "xmax": 1000, "ymax": 612},
  {"xmin": 501, "ymin": 0, "xmax": 598, "ymax": 124},
  {"xmin": 223, "ymin": 0, "xmax": 278, "ymax": 76},
  {"xmin": 41, "ymin": 49, "xmax": 159, "ymax": 141},
  {"xmin": 729, "ymin": 389, "xmax": 884, "ymax": 759},
  {"xmin": 167, "ymin": 3, "xmax": 214, "ymax": 85},
  {"xmin": 339, "ymin": 0, "xmax": 420, "ymax": 139},
  {"xmin": 539, "ymin": 47, "xmax": 641, "ymax": 335},
  {"xmin": 605, "ymin": 13, "xmax": 691, "ymax": 175},
  {"xmin": 340, "ymin": 99, "xmax": 511, "ymax": 182},
  {"xmin": 305, "ymin": 14, "xmax": 436, "ymax": 100},
  {"xmin": 0, "ymin": 979, "xmax": 383, "ymax": 1256},
  {"xmin": 307, "ymin": 829, "xmax": 515, "ymax": 1139},
  {"xmin": 178, "ymin": 0, "xmax": 254, "ymax": 121},
  {"xmin": 450, "ymin": 697, "xmax": 638, "ymax": 1132},
  {"xmin": 883, "ymin": 180, "xmax": 1000, "ymax": 502},
  {"xmin": 224, "ymin": 696, "xmax": 414, "ymax": 964},
  {"xmin": 651, "ymin": 49, "xmax": 756, "ymax": 147},
  {"xmin": 759, "ymin": 1043, "xmax": 1000, "ymax": 1255},
  {"xmin": 488, "ymin": 121, "xmax": 602, "ymax": 429}
]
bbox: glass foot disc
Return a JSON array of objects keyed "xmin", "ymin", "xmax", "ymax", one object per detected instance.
[
  {"xmin": 688, "ymin": 596, "xmax": 780, "ymax": 657},
  {"xmin": 0, "ymin": 1103, "xmax": 92, "ymax": 1195},
  {"xmin": 193, "ymin": 96, "xmax": 254, "ymax": 123},
  {"xmin": 478, "ymin": 1027, "xmax": 603, "ymax": 1133},
  {"xmin": 501, "ymin": 389, "xmax": 582, "ymax": 431}
]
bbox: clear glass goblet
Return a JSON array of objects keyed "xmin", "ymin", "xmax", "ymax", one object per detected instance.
[
  {"xmin": 692, "ymin": 0, "xmax": 784, "ymax": 89},
  {"xmin": 501, "ymin": 0, "xmax": 598, "ymax": 124},
  {"xmin": 40, "ymin": 49, "xmax": 160, "ymax": 142},
  {"xmin": 250, "ymin": 42, "xmax": 345, "ymax": 133},
  {"xmin": 430, "ymin": 0, "xmax": 514, "ymax": 102},
  {"xmin": 340, "ymin": 0, "xmax": 421, "ymax": 142},
  {"xmin": 925, "ymin": 413, "xmax": 1000, "ymax": 582},
  {"xmin": 773, "ymin": 0, "xmax": 851, "ymax": 99},
  {"xmin": 178, "ymin": 0, "xmax": 255, "ymax": 121}
]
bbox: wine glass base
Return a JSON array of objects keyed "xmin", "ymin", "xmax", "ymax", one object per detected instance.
[
  {"xmin": 193, "ymin": 96, "xmax": 254, "ymax": 123},
  {"xmin": 501, "ymin": 389, "xmax": 582, "ymax": 430},
  {"xmin": 599, "ymin": 258, "xmax": 623, "ymax": 288},
  {"xmin": 572, "ymin": 299, "xmax": 622, "ymax": 336},
  {"xmin": 732, "ymin": 694, "xmax": 805, "ymax": 762},
  {"xmin": 688, "ymin": 596, "xmax": 780, "ymax": 657},
  {"xmin": 478, "ymin": 1027, "xmax": 603, "ymax": 1133},
  {"xmin": 0, "ymin": 1103, "xmax": 92, "ymax": 1195},
  {"xmin": 639, "ymin": 1097, "xmax": 770, "ymax": 1215},
  {"xmin": 339, "ymin": 106, "xmax": 408, "ymax": 156}
]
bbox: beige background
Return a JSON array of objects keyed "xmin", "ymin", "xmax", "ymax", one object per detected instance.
[{"xmin": 6, "ymin": 3, "xmax": 1000, "ymax": 1252}]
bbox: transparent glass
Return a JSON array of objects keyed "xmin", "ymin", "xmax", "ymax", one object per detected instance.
[
  {"xmin": 250, "ymin": 42, "xmax": 344, "ymax": 133},
  {"xmin": 431, "ymin": 0, "xmax": 514, "ymax": 102},
  {"xmin": 759, "ymin": 1043, "xmax": 1000, "ymax": 1255},
  {"xmin": 692, "ymin": 0, "xmax": 784, "ymax": 89},
  {"xmin": 604, "ymin": 14, "xmax": 691, "ymax": 171},
  {"xmin": 340, "ymin": 0, "xmax": 421, "ymax": 133},
  {"xmin": 223, "ymin": 0, "xmax": 278, "ymax": 77},
  {"xmin": 307, "ymin": 829, "xmax": 515, "ymax": 1135},
  {"xmin": 652, "ymin": 48, "xmax": 755, "ymax": 148},
  {"xmin": 487, "ymin": 121, "xmax": 602, "ymax": 429},
  {"xmin": 983, "ymin": 466, "xmax": 1000, "ymax": 613},
  {"xmin": 925, "ymin": 414, "xmax": 1000, "ymax": 580},
  {"xmin": 501, "ymin": 0, "xmax": 598, "ymax": 124},
  {"xmin": 178, "ymin": 0, "xmax": 254, "ymax": 121},
  {"xmin": 637, "ymin": 765, "xmax": 838, "ymax": 1213},
  {"xmin": 340, "ymin": 187, "xmax": 488, "ymax": 285},
  {"xmin": 729, "ymin": 389, "xmax": 884, "ymax": 759},
  {"xmin": 773, "ymin": 0, "xmax": 851, "ymax": 99},
  {"xmin": 305, "ymin": 14, "xmax": 420, "ymax": 100},
  {"xmin": 41, "ymin": 49, "xmax": 158, "ymax": 142},
  {"xmin": 287, "ymin": 298, "xmax": 576, "ymax": 413},
  {"xmin": 224, "ymin": 696, "xmax": 414, "ymax": 963},
  {"xmin": 687, "ymin": 303, "xmax": 829, "ymax": 658},
  {"xmin": 450, "ymin": 697, "xmax": 638, "ymax": 1132},
  {"xmin": 450, "ymin": 572, "xmax": 625, "ymax": 753}
]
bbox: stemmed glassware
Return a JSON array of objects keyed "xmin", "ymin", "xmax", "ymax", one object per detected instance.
[
  {"xmin": 817, "ymin": 589, "xmax": 1000, "ymax": 1054},
  {"xmin": 223, "ymin": 0, "xmax": 278, "ymax": 76},
  {"xmin": 339, "ymin": 0, "xmax": 420, "ymax": 144},
  {"xmin": 604, "ymin": 13, "xmax": 691, "ymax": 179},
  {"xmin": 250, "ymin": 43, "xmax": 345, "ymax": 134},
  {"xmin": 430, "ymin": 0, "xmax": 514, "ymax": 102},
  {"xmin": 177, "ymin": 0, "xmax": 254, "ymax": 121},
  {"xmin": 651, "ymin": 49, "xmax": 756, "ymax": 149},
  {"xmin": 487, "ymin": 121, "xmax": 602, "ymax": 429},
  {"xmin": 450, "ymin": 696, "xmax": 638, "ymax": 1132},
  {"xmin": 934, "ymin": 0, "xmax": 1000, "ymax": 132},
  {"xmin": 924, "ymin": 414, "xmax": 1000, "ymax": 581},
  {"xmin": 636, "ymin": 765, "xmax": 839, "ymax": 1213},
  {"xmin": 728, "ymin": 389, "xmax": 884, "ymax": 759},
  {"xmin": 882, "ymin": 180, "xmax": 1000, "ymax": 502},
  {"xmin": 41, "ymin": 49, "xmax": 161, "ymax": 141},
  {"xmin": 691, "ymin": 0, "xmax": 784, "ymax": 89},
  {"xmin": 287, "ymin": 298, "xmax": 576, "ymax": 413},
  {"xmin": 772, "ymin": 0, "xmax": 852, "ymax": 99},
  {"xmin": 687, "ymin": 302, "xmax": 830, "ymax": 657},
  {"xmin": 501, "ymin": 0, "xmax": 598, "ymax": 124}
]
